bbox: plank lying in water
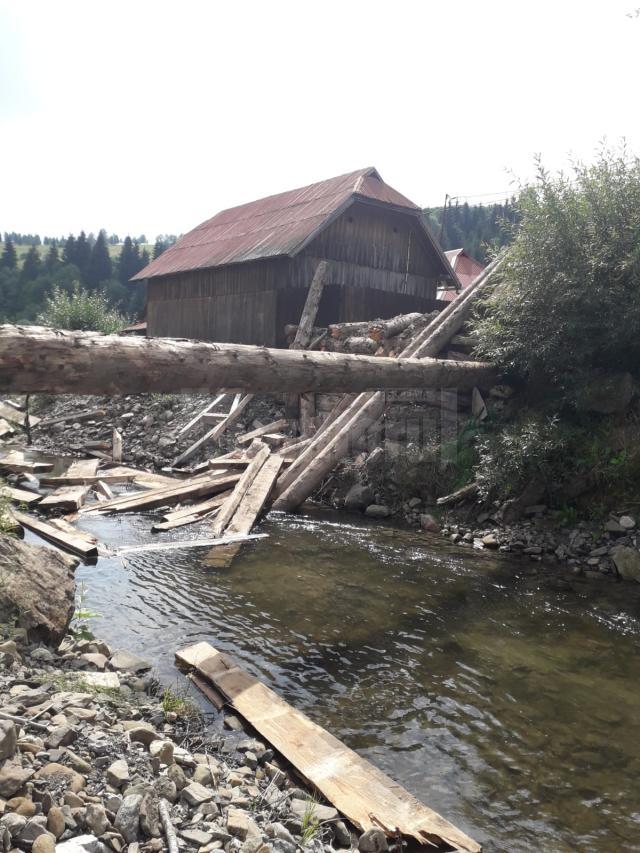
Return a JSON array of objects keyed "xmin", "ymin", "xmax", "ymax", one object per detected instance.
[
  {"xmin": 0, "ymin": 401, "xmax": 41, "ymax": 428},
  {"xmin": 0, "ymin": 451, "xmax": 53, "ymax": 474},
  {"xmin": 40, "ymin": 465, "xmax": 176, "ymax": 488},
  {"xmin": 151, "ymin": 491, "xmax": 232, "ymax": 532},
  {"xmin": 3, "ymin": 485, "xmax": 42, "ymax": 506},
  {"xmin": 117, "ymin": 533, "xmax": 267, "ymax": 554},
  {"xmin": 39, "ymin": 484, "xmax": 90, "ymax": 512},
  {"xmin": 176, "ymin": 642, "xmax": 481, "ymax": 852},
  {"xmin": 226, "ymin": 454, "xmax": 283, "ymax": 536},
  {"xmin": 12, "ymin": 510, "xmax": 98, "ymax": 559}
]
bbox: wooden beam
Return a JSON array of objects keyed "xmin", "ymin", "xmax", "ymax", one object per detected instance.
[
  {"xmin": 117, "ymin": 534, "xmax": 267, "ymax": 555},
  {"xmin": 237, "ymin": 419, "xmax": 289, "ymax": 444},
  {"xmin": 0, "ymin": 326, "xmax": 497, "ymax": 396},
  {"xmin": 173, "ymin": 394, "xmax": 253, "ymax": 467},
  {"xmin": 226, "ymin": 454, "xmax": 283, "ymax": 536},
  {"xmin": 36, "ymin": 408, "xmax": 105, "ymax": 428},
  {"xmin": 3, "ymin": 486, "xmax": 42, "ymax": 506},
  {"xmin": 0, "ymin": 401, "xmax": 40, "ymax": 428},
  {"xmin": 291, "ymin": 260, "xmax": 328, "ymax": 350},
  {"xmin": 0, "ymin": 452, "xmax": 53, "ymax": 474},
  {"xmin": 12, "ymin": 510, "xmax": 97, "ymax": 559},
  {"xmin": 39, "ymin": 485, "xmax": 90, "ymax": 513},
  {"xmin": 177, "ymin": 393, "xmax": 227, "ymax": 438},
  {"xmin": 176, "ymin": 642, "xmax": 480, "ymax": 852},
  {"xmin": 211, "ymin": 445, "xmax": 271, "ymax": 537}
]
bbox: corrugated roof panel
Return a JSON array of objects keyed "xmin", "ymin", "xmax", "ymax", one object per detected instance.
[{"xmin": 132, "ymin": 168, "xmax": 443, "ymax": 280}]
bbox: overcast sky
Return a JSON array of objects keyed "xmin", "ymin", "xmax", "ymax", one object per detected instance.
[{"xmin": 1, "ymin": 0, "xmax": 638, "ymax": 239}]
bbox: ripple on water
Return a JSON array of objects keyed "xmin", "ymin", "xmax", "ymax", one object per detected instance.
[{"xmin": 67, "ymin": 509, "xmax": 640, "ymax": 853}]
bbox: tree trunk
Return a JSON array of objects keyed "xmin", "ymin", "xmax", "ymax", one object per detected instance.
[{"xmin": 0, "ymin": 325, "xmax": 497, "ymax": 396}]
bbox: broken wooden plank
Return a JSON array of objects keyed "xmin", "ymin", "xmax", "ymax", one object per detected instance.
[
  {"xmin": 236, "ymin": 419, "xmax": 289, "ymax": 444},
  {"xmin": 66, "ymin": 459, "xmax": 100, "ymax": 479},
  {"xmin": 291, "ymin": 261, "xmax": 328, "ymax": 350},
  {"xmin": 3, "ymin": 485, "xmax": 42, "ymax": 507},
  {"xmin": 0, "ymin": 401, "xmax": 41, "ymax": 429},
  {"xmin": 151, "ymin": 491, "xmax": 233, "ymax": 531},
  {"xmin": 0, "ymin": 418, "xmax": 15, "ymax": 439},
  {"xmin": 80, "ymin": 472, "xmax": 241, "ymax": 515},
  {"xmin": 118, "ymin": 533, "xmax": 267, "ymax": 555},
  {"xmin": 36, "ymin": 408, "xmax": 105, "ymax": 428},
  {"xmin": 226, "ymin": 455, "xmax": 283, "ymax": 536},
  {"xmin": 112, "ymin": 428, "xmax": 122, "ymax": 463},
  {"xmin": 0, "ymin": 452, "xmax": 53, "ymax": 474},
  {"xmin": 176, "ymin": 642, "xmax": 480, "ymax": 852},
  {"xmin": 39, "ymin": 485, "xmax": 90, "ymax": 512},
  {"xmin": 12, "ymin": 510, "xmax": 98, "ymax": 559},
  {"xmin": 93, "ymin": 480, "xmax": 114, "ymax": 500},
  {"xmin": 211, "ymin": 445, "xmax": 271, "ymax": 537},
  {"xmin": 40, "ymin": 465, "xmax": 176, "ymax": 488},
  {"xmin": 173, "ymin": 394, "xmax": 253, "ymax": 467},
  {"xmin": 177, "ymin": 392, "xmax": 227, "ymax": 438}
]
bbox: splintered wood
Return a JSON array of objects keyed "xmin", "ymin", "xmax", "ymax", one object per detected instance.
[{"xmin": 176, "ymin": 642, "xmax": 480, "ymax": 852}]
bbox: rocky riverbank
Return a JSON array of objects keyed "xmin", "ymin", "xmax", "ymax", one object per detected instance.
[{"xmin": 0, "ymin": 633, "xmax": 374, "ymax": 853}]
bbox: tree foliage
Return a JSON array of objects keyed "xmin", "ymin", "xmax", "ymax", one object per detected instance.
[
  {"xmin": 473, "ymin": 145, "xmax": 640, "ymax": 401},
  {"xmin": 38, "ymin": 283, "xmax": 128, "ymax": 334},
  {"xmin": 423, "ymin": 200, "xmax": 518, "ymax": 262}
]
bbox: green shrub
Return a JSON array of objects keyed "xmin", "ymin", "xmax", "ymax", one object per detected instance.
[
  {"xmin": 473, "ymin": 145, "xmax": 640, "ymax": 402},
  {"xmin": 38, "ymin": 282, "xmax": 128, "ymax": 334}
]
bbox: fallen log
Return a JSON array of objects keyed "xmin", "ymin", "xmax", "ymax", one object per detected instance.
[
  {"xmin": 368, "ymin": 312, "xmax": 423, "ymax": 343},
  {"xmin": 176, "ymin": 642, "xmax": 480, "ymax": 852},
  {"xmin": 436, "ymin": 482, "xmax": 479, "ymax": 506},
  {"xmin": 0, "ymin": 326, "xmax": 497, "ymax": 395}
]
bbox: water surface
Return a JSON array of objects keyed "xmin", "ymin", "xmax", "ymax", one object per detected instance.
[{"xmin": 26, "ymin": 505, "xmax": 640, "ymax": 852}]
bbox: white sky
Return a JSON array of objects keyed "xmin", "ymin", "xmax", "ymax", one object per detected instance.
[{"xmin": 1, "ymin": 0, "xmax": 639, "ymax": 239}]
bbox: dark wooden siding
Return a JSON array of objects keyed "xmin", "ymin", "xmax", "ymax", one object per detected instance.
[{"xmin": 146, "ymin": 203, "xmax": 442, "ymax": 345}]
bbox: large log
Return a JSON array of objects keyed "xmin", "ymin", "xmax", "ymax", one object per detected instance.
[{"xmin": 0, "ymin": 326, "xmax": 497, "ymax": 396}]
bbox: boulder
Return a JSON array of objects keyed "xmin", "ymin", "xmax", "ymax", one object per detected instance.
[
  {"xmin": 0, "ymin": 535, "xmax": 77, "ymax": 646},
  {"xmin": 109, "ymin": 649, "xmax": 151, "ymax": 673},
  {"xmin": 364, "ymin": 504, "xmax": 391, "ymax": 520},
  {"xmin": 344, "ymin": 484, "xmax": 374, "ymax": 511},
  {"xmin": 0, "ymin": 763, "xmax": 34, "ymax": 798},
  {"xmin": 114, "ymin": 794, "xmax": 142, "ymax": 843},
  {"xmin": 419, "ymin": 513, "xmax": 440, "ymax": 533},
  {"xmin": 611, "ymin": 546, "xmax": 640, "ymax": 583}
]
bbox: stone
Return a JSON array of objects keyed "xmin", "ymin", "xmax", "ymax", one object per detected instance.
[
  {"xmin": 126, "ymin": 726, "xmax": 159, "ymax": 747},
  {"xmin": 32, "ymin": 835, "xmax": 56, "ymax": 853},
  {"xmin": 166, "ymin": 763, "xmax": 186, "ymax": 791},
  {"xmin": 611, "ymin": 545, "xmax": 640, "ymax": 583},
  {"xmin": 290, "ymin": 799, "xmax": 338, "ymax": 823},
  {"xmin": 30, "ymin": 647, "xmax": 56, "ymax": 663},
  {"xmin": 619, "ymin": 515, "xmax": 636, "ymax": 530},
  {"xmin": 343, "ymin": 484, "xmax": 374, "ymax": 511},
  {"xmin": 0, "ymin": 721, "xmax": 17, "ymax": 762},
  {"xmin": 0, "ymin": 812, "xmax": 27, "ymax": 838},
  {"xmin": 0, "ymin": 536, "xmax": 77, "ymax": 645},
  {"xmin": 0, "ymin": 764, "xmax": 34, "ymax": 798},
  {"xmin": 55, "ymin": 834, "xmax": 104, "ymax": 853},
  {"xmin": 18, "ymin": 815, "xmax": 49, "ymax": 846},
  {"xmin": 45, "ymin": 725, "xmax": 77, "ymax": 750},
  {"xmin": 364, "ymin": 504, "xmax": 391, "ymax": 519},
  {"xmin": 109, "ymin": 650, "xmax": 151, "ymax": 673},
  {"xmin": 333, "ymin": 820, "xmax": 352, "ymax": 847},
  {"xmin": 419, "ymin": 513, "xmax": 440, "ymax": 533},
  {"xmin": 106, "ymin": 759, "xmax": 130, "ymax": 788},
  {"xmin": 149, "ymin": 739, "xmax": 173, "ymax": 765},
  {"xmin": 482, "ymin": 533, "xmax": 498, "ymax": 548},
  {"xmin": 153, "ymin": 777, "xmax": 177, "ymax": 803},
  {"xmin": 192, "ymin": 765, "xmax": 212, "ymax": 786},
  {"xmin": 139, "ymin": 793, "xmax": 161, "ymax": 838},
  {"xmin": 79, "ymin": 653, "xmax": 109, "ymax": 670},
  {"xmin": 35, "ymin": 762, "xmax": 85, "ymax": 793},
  {"xmin": 181, "ymin": 829, "xmax": 214, "ymax": 846},
  {"xmin": 181, "ymin": 782, "xmax": 214, "ymax": 807},
  {"xmin": 46, "ymin": 806, "xmax": 65, "ymax": 839},
  {"xmin": 7, "ymin": 796, "xmax": 36, "ymax": 817},
  {"xmin": 226, "ymin": 808, "xmax": 250, "ymax": 840},
  {"xmin": 114, "ymin": 794, "xmax": 142, "ymax": 843},
  {"xmin": 358, "ymin": 829, "xmax": 388, "ymax": 853},
  {"xmin": 85, "ymin": 803, "xmax": 109, "ymax": 836},
  {"xmin": 605, "ymin": 519, "xmax": 626, "ymax": 534},
  {"xmin": 81, "ymin": 672, "xmax": 120, "ymax": 689},
  {"xmin": 266, "ymin": 824, "xmax": 296, "ymax": 846}
]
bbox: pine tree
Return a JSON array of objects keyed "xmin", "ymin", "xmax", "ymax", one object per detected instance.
[
  {"xmin": 74, "ymin": 231, "xmax": 91, "ymax": 281},
  {"xmin": 1, "ymin": 239, "xmax": 17, "ymax": 270},
  {"xmin": 152, "ymin": 238, "xmax": 166, "ymax": 259},
  {"xmin": 117, "ymin": 236, "xmax": 145, "ymax": 284},
  {"xmin": 45, "ymin": 244, "xmax": 60, "ymax": 273},
  {"xmin": 86, "ymin": 229, "xmax": 113, "ymax": 289},
  {"xmin": 19, "ymin": 245, "xmax": 42, "ymax": 283},
  {"xmin": 63, "ymin": 234, "xmax": 77, "ymax": 266}
]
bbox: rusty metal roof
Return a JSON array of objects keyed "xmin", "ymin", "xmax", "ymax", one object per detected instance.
[{"xmin": 132, "ymin": 168, "xmax": 452, "ymax": 281}]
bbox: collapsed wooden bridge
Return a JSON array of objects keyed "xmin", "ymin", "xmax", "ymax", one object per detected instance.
[{"xmin": 0, "ymin": 258, "xmax": 501, "ymax": 559}]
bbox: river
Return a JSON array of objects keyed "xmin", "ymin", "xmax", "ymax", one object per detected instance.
[{"xmin": 22, "ymin": 504, "xmax": 640, "ymax": 852}]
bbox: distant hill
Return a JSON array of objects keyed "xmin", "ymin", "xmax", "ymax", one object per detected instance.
[{"xmin": 423, "ymin": 200, "xmax": 519, "ymax": 263}]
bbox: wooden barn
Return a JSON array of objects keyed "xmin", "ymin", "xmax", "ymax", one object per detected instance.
[{"xmin": 132, "ymin": 168, "xmax": 457, "ymax": 347}]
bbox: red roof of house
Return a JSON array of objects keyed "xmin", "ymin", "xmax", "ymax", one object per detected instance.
[
  {"xmin": 132, "ymin": 168, "xmax": 453, "ymax": 281},
  {"xmin": 438, "ymin": 248, "xmax": 486, "ymax": 301}
]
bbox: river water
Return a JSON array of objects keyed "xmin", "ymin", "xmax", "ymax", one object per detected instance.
[{"xmin": 24, "ymin": 504, "xmax": 640, "ymax": 852}]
